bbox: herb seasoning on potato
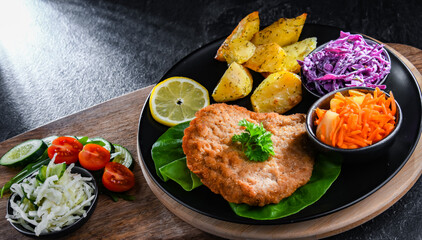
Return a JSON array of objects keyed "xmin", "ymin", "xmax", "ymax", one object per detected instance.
[{"xmin": 214, "ymin": 12, "xmax": 315, "ymax": 111}]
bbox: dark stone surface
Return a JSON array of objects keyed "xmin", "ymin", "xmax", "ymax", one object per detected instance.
[{"xmin": 0, "ymin": 0, "xmax": 420, "ymax": 239}]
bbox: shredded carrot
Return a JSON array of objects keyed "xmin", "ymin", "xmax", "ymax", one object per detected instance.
[
  {"xmin": 390, "ymin": 91, "xmax": 396, "ymax": 116},
  {"xmin": 331, "ymin": 117, "xmax": 344, "ymax": 145},
  {"xmin": 315, "ymin": 88, "xmax": 397, "ymax": 149},
  {"xmin": 314, "ymin": 108, "xmax": 327, "ymax": 125},
  {"xmin": 337, "ymin": 125, "xmax": 345, "ymax": 146}
]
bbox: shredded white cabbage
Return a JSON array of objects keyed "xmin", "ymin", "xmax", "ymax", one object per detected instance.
[{"xmin": 6, "ymin": 158, "xmax": 95, "ymax": 236}]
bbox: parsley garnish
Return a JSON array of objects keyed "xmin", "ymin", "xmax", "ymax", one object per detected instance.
[{"xmin": 232, "ymin": 119, "xmax": 275, "ymax": 162}]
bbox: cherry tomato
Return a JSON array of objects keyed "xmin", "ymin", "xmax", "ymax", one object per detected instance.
[
  {"xmin": 102, "ymin": 162, "xmax": 135, "ymax": 192},
  {"xmin": 47, "ymin": 136, "xmax": 83, "ymax": 164},
  {"xmin": 78, "ymin": 143, "xmax": 111, "ymax": 171}
]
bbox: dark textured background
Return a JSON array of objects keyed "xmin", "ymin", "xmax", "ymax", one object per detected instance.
[{"xmin": 0, "ymin": 0, "xmax": 421, "ymax": 239}]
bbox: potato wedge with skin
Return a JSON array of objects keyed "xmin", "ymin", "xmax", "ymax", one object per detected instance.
[
  {"xmin": 251, "ymin": 13, "xmax": 307, "ymax": 47},
  {"xmin": 215, "ymin": 11, "xmax": 260, "ymax": 62},
  {"xmin": 261, "ymin": 72, "xmax": 271, "ymax": 78},
  {"xmin": 243, "ymin": 42, "xmax": 286, "ymax": 73},
  {"xmin": 282, "ymin": 37, "xmax": 317, "ymax": 73},
  {"xmin": 223, "ymin": 38, "xmax": 256, "ymax": 64},
  {"xmin": 251, "ymin": 71, "xmax": 302, "ymax": 113},
  {"xmin": 212, "ymin": 62, "xmax": 253, "ymax": 102}
]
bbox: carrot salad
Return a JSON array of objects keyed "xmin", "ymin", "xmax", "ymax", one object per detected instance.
[{"xmin": 314, "ymin": 88, "xmax": 396, "ymax": 149}]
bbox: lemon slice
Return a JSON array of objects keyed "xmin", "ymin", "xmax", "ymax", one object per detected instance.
[{"xmin": 149, "ymin": 77, "xmax": 210, "ymax": 127}]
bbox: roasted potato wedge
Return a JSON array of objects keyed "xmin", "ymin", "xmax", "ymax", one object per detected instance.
[
  {"xmin": 251, "ymin": 13, "xmax": 307, "ymax": 47},
  {"xmin": 215, "ymin": 11, "xmax": 260, "ymax": 62},
  {"xmin": 223, "ymin": 38, "xmax": 256, "ymax": 64},
  {"xmin": 251, "ymin": 71, "xmax": 302, "ymax": 113},
  {"xmin": 282, "ymin": 37, "xmax": 317, "ymax": 73},
  {"xmin": 243, "ymin": 42, "xmax": 286, "ymax": 73},
  {"xmin": 212, "ymin": 62, "xmax": 253, "ymax": 102},
  {"xmin": 261, "ymin": 72, "xmax": 271, "ymax": 78}
]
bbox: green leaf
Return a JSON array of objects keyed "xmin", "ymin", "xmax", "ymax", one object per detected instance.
[
  {"xmin": 232, "ymin": 132, "xmax": 249, "ymax": 143},
  {"xmin": 232, "ymin": 119, "xmax": 274, "ymax": 162},
  {"xmin": 229, "ymin": 153, "xmax": 342, "ymax": 220},
  {"xmin": 151, "ymin": 121, "xmax": 202, "ymax": 190},
  {"xmin": 159, "ymin": 157, "xmax": 202, "ymax": 191},
  {"xmin": 87, "ymin": 140, "xmax": 105, "ymax": 147},
  {"xmin": 77, "ymin": 136, "xmax": 89, "ymax": 145}
]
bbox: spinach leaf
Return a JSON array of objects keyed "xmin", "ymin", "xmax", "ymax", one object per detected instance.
[
  {"xmin": 151, "ymin": 121, "xmax": 202, "ymax": 190},
  {"xmin": 159, "ymin": 157, "xmax": 202, "ymax": 191}
]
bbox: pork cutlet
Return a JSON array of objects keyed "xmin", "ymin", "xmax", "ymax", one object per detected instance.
[{"xmin": 182, "ymin": 103, "xmax": 314, "ymax": 206}]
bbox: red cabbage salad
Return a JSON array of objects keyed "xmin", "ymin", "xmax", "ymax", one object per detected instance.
[{"xmin": 298, "ymin": 31, "xmax": 391, "ymax": 96}]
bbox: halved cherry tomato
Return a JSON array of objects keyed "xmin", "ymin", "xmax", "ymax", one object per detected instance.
[
  {"xmin": 47, "ymin": 136, "xmax": 83, "ymax": 164},
  {"xmin": 78, "ymin": 143, "xmax": 111, "ymax": 171},
  {"xmin": 102, "ymin": 162, "xmax": 135, "ymax": 192}
]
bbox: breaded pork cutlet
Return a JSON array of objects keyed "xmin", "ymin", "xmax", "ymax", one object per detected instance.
[{"xmin": 182, "ymin": 103, "xmax": 314, "ymax": 206}]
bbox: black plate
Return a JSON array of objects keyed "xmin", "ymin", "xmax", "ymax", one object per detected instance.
[{"xmin": 138, "ymin": 24, "xmax": 422, "ymax": 225}]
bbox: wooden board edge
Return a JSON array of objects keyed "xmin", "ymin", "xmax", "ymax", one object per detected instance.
[{"xmin": 384, "ymin": 44, "xmax": 422, "ymax": 83}]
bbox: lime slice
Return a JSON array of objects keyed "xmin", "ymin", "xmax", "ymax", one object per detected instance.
[{"xmin": 149, "ymin": 77, "xmax": 210, "ymax": 127}]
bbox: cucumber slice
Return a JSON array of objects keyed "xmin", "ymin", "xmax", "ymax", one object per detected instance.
[
  {"xmin": 42, "ymin": 136, "xmax": 59, "ymax": 147},
  {"xmin": 36, "ymin": 165, "xmax": 48, "ymax": 183},
  {"xmin": 0, "ymin": 140, "xmax": 47, "ymax": 167},
  {"xmin": 88, "ymin": 137, "xmax": 114, "ymax": 153},
  {"xmin": 111, "ymin": 144, "xmax": 133, "ymax": 169},
  {"xmin": 49, "ymin": 163, "xmax": 66, "ymax": 179},
  {"xmin": 43, "ymin": 135, "xmax": 79, "ymax": 146}
]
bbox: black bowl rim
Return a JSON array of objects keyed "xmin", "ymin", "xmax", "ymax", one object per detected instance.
[
  {"xmin": 6, "ymin": 166, "xmax": 99, "ymax": 237},
  {"xmin": 306, "ymin": 86, "xmax": 403, "ymax": 153},
  {"xmin": 301, "ymin": 36, "xmax": 391, "ymax": 98}
]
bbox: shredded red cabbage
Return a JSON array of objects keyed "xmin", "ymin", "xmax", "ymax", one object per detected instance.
[{"xmin": 298, "ymin": 31, "xmax": 391, "ymax": 96}]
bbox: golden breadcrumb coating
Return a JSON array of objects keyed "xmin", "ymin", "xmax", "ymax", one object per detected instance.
[{"xmin": 182, "ymin": 103, "xmax": 314, "ymax": 206}]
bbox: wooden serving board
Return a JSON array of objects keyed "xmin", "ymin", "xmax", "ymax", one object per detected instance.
[{"xmin": 0, "ymin": 44, "xmax": 421, "ymax": 239}]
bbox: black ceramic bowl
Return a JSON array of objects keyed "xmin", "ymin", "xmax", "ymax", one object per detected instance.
[
  {"xmin": 306, "ymin": 86, "xmax": 402, "ymax": 164},
  {"xmin": 7, "ymin": 166, "xmax": 99, "ymax": 238},
  {"xmin": 301, "ymin": 38, "xmax": 391, "ymax": 98}
]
